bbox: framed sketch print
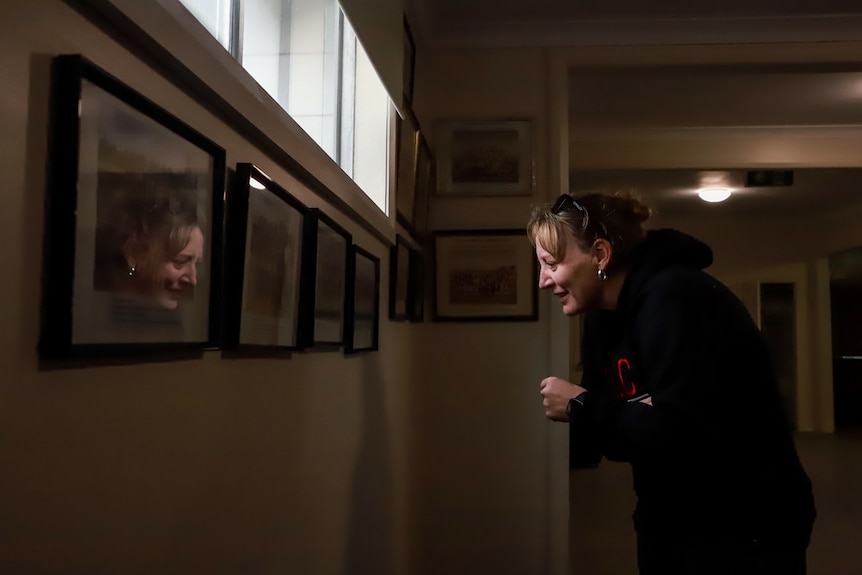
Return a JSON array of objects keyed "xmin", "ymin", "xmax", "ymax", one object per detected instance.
[
  {"xmin": 298, "ymin": 208, "xmax": 352, "ymax": 347},
  {"xmin": 39, "ymin": 54, "xmax": 225, "ymax": 359},
  {"xmin": 435, "ymin": 119, "xmax": 533, "ymax": 196},
  {"xmin": 224, "ymin": 163, "xmax": 308, "ymax": 351},
  {"xmin": 389, "ymin": 234, "xmax": 410, "ymax": 321},
  {"xmin": 395, "ymin": 108, "xmax": 420, "ymax": 232},
  {"xmin": 345, "ymin": 245, "xmax": 380, "ymax": 353},
  {"xmin": 432, "ymin": 230, "xmax": 538, "ymax": 321}
]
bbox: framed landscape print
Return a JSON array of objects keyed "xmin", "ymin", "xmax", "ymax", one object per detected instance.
[
  {"xmin": 299, "ymin": 208, "xmax": 352, "ymax": 347},
  {"xmin": 39, "ymin": 54, "xmax": 225, "ymax": 359},
  {"xmin": 224, "ymin": 163, "xmax": 308, "ymax": 351},
  {"xmin": 435, "ymin": 119, "xmax": 533, "ymax": 197},
  {"xmin": 432, "ymin": 230, "xmax": 538, "ymax": 321},
  {"xmin": 345, "ymin": 245, "xmax": 380, "ymax": 353}
]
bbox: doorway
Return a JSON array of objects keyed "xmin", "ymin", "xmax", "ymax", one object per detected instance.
[{"xmin": 760, "ymin": 282, "xmax": 798, "ymax": 430}]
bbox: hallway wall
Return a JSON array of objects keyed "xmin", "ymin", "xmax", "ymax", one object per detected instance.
[{"xmin": 0, "ymin": 2, "xmax": 410, "ymax": 573}]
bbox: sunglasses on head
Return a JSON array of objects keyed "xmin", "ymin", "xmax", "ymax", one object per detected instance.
[{"xmin": 551, "ymin": 194, "xmax": 609, "ymax": 240}]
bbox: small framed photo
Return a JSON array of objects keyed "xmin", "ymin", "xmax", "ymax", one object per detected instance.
[
  {"xmin": 345, "ymin": 245, "xmax": 380, "ymax": 354},
  {"xmin": 39, "ymin": 54, "xmax": 225, "ymax": 358},
  {"xmin": 389, "ymin": 234, "xmax": 410, "ymax": 321},
  {"xmin": 224, "ymin": 164, "xmax": 308, "ymax": 351},
  {"xmin": 433, "ymin": 230, "xmax": 538, "ymax": 321},
  {"xmin": 435, "ymin": 119, "xmax": 533, "ymax": 197},
  {"xmin": 299, "ymin": 209, "xmax": 352, "ymax": 347}
]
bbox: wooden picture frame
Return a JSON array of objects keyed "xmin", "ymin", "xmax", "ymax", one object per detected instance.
[
  {"xmin": 395, "ymin": 108, "xmax": 420, "ymax": 233},
  {"xmin": 39, "ymin": 54, "xmax": 225, "ymax": 359},
  {"xmin": 345, "ymin": 245, "xmax": 381, "ymax": 353},
  {"xmin": 435, "ymin": 119, "xmax": 533, "ymax": 197},
  {"xmin": 224, "ymin": 163, "xmax": 308, "ymax": 352},
  {"xmin": 298, "ymin": 209, "xmax": 352, "ymax": 347},
  {"xmin": 432, "ymin": 230, "xmax": 538, "ymax": 321},
  {"xmin": 389, "ymin": 234, "xmax": 410, "ymax": 321},
  {"xmin": 412, "ymin": 134, "xmax": 434, "ymax": 240}
]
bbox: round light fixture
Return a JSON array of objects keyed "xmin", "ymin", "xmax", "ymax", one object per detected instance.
[
  {"xmin": 249, "ymin": 176, "xmax": 266, "ymax": 190},
  {"xmin": 698, "ymin": 188, "xmax": 732, "ymax": 203}
]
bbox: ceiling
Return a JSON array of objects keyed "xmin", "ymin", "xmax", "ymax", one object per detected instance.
[{"xmin": 407, "ymin": 0, "xmax": 862, "ymax": 221}]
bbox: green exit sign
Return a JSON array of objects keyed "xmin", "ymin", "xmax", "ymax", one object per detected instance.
[{"xmin": 746, "ymin": 170, "xmax": 794, "ymax": 187}]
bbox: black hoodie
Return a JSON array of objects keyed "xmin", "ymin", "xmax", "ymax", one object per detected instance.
[{"xmin": 572, "ymin": 229, "xmax": 815, "ymax": 544}]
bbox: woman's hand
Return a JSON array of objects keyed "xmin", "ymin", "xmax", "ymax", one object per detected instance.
[{"xmin": 540, "ymin": 376, "xmax": 587, "ymax": 422}]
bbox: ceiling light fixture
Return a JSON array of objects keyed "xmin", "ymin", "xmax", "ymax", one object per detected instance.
[{"xmin": 698, "ymin": 187, "xmax": 732, "ymax": 203}]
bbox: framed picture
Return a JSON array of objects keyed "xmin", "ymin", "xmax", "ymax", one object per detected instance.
[
  {"xmin": 39, "ymin": 54, "xmax": 225, "ymax": 359},
  {"xmin": 395, "ymin": 108, "xmax": 420, "ymax": 232},
  {"xmin": 403, "ymin": 16, "xmax": 416, "ymax": 104},
  {"xmin": 407, "ymin": 247, "xmax": 425, "ymax": 322},
  {"xmin": 299, "ymin": 208, "xmax": 352, "ymax": 347},
  {"xmin": 432, "ymin": 230, "xmax": 538, "ymax": 321},
  {"xmin": 435, "ymin": 119, "xmax": 533, "ymax": 196},
  {"xmin": 412, "ymin": 134, "xmax": 434, "ymax": 240},
  {"xmin": 389, "ymin": 234, "xmax": 410, "ymax": 321},
  {"xmin": 345, "ymin": 245, "xmax": 380, "ymax": 353},
  {"xmin": 224, "ymin": 163, "xmax": 308, "ymax": 351}
]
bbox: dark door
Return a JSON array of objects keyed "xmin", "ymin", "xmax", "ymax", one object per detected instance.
[{"xmin": 829, "ymin": 281, "xmax": 862, "ymax": 430}]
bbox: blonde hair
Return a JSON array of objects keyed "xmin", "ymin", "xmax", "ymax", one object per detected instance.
[{"xmin": 527, "ymin": 191, "xmax": 651, "ymax": 265}]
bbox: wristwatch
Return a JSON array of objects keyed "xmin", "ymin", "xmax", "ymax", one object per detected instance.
[{"xmin": 566, "ymin": 391, "xmax": 589, "ymax": 421}]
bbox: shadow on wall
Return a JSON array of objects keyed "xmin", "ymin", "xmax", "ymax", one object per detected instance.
[{"xmin": 344, "ymin": 355, "xmax": 394, "ymax": 575}]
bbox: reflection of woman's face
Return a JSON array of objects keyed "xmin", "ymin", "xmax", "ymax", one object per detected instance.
[{"xmin": 155, "ymin": 226, "xmax": 204, "ymax": 310}]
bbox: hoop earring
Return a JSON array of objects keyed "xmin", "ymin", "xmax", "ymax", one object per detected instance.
[
  {"xmin": 129, "ymin": 266, "xmax": 136, "ymax": 277},
  {"xmin": 598, "ymin": 268, "xmax": 607, "ymax": 281}
]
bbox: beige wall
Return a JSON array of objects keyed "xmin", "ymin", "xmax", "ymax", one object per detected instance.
[
  {"xmin": 0, "ymin": 1, "xmax": 409, "ymax": 573},
  {"xmin": 409, "ymin": 47, "xmax": 556, "ymax": 575}
]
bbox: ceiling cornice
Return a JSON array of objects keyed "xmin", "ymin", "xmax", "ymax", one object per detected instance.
[{"xmin": 421, "ymin": 14, "xmax": 862, "ymax": 48}]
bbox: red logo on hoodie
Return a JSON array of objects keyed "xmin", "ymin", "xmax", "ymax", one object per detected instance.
[{"xmin": 616, "ymin": 358, "xmax": 641, "ymax": 399}]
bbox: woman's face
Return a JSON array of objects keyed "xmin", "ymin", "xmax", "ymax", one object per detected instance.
[
  {"xmin": 536, "ymin": 228, "xmax": 601, "ymax": 316},
  {"xmin": 154, "ymin": 226, "xmax": 204, "ymax": 310}
]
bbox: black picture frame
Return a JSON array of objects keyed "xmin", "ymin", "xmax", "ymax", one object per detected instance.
[
  {"xmin": 224, "ymin": 163, "xmax": 309, "ymax": 352},
  {"xmin": 39, "ymin": 54, "xmax": 226, "ymax": 359},
  {"xmin": 403, "ymin": 15, "xmax": 416, "ymax": 105},
  {"xmin": 432, "ymin": 230, "xmax": 539, "ymax": 322},
  {"xmin": 407, "ymin": 247, "xmax": 425, "ymax": 322},
  {"xmin": 345, "ymin": 245, "xmax": 381, "ymax": 354},
  {"xmin": 389, "ymin": 234, "xmax": 410, "ymax": 321},
  {"xmin": 298, "ymin": 208, "xmax": 352, "ymax": 347}
]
